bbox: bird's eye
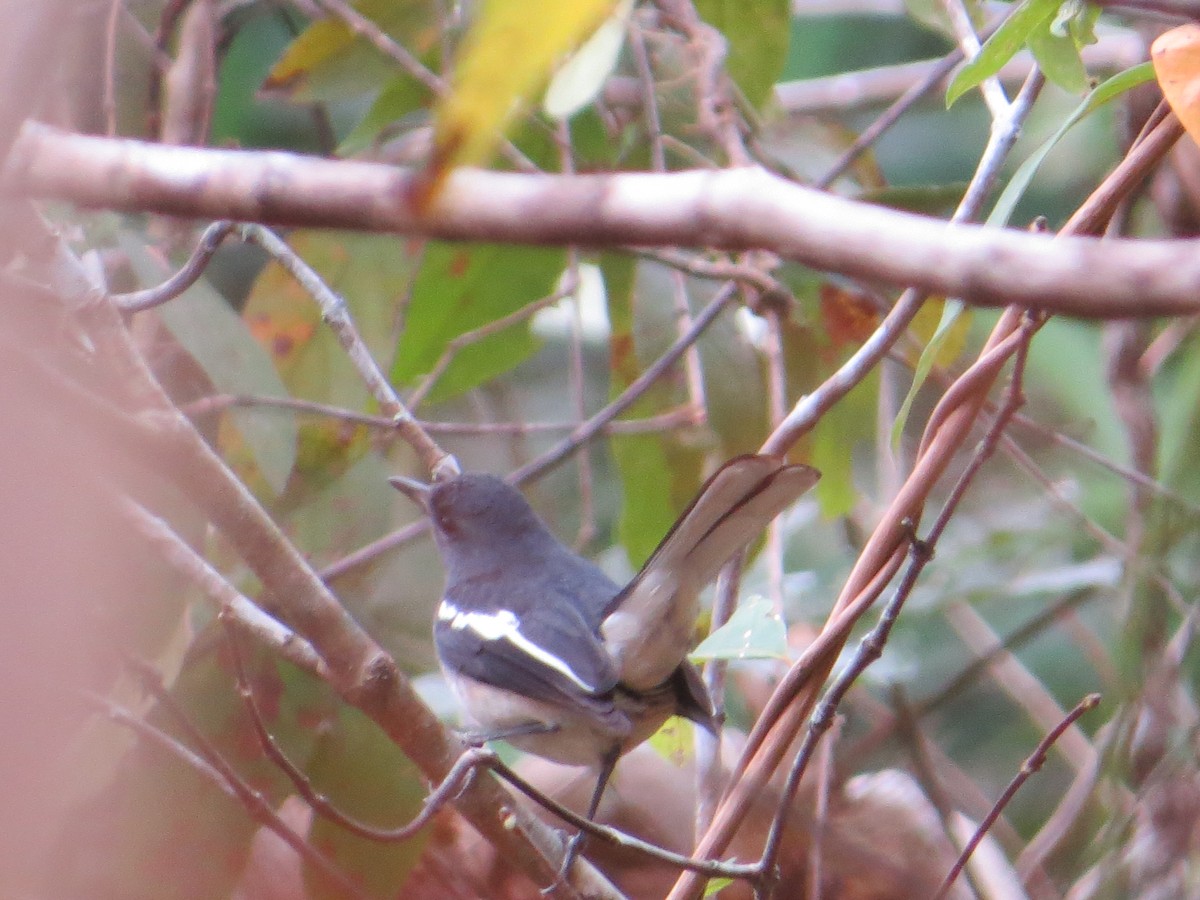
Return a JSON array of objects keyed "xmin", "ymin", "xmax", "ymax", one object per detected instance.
[
  {"xmin": 435, "ymin": 508, "xmax": 460, "ymax": 537},
  {"xmin": 431, "ymin": 491, "xmax": 461, "ymax": 537}
]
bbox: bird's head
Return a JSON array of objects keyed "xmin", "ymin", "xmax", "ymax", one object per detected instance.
[{"xmin": 389, "ymin": 473, "xmax": 553, "ymax": 570}]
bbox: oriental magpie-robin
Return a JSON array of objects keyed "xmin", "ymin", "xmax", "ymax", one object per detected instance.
[{"xmin": 390, "ymin": 455, "xmax": 818, "ymax": 866}]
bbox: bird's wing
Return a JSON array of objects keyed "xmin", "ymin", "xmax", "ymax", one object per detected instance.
[
  {"xmin": 436, "ymin": 579, "xmax": 621, "ymax": 718},
  {"xmin": 602, "ymin": 455, "xmax": 819, "ymax": 690}
]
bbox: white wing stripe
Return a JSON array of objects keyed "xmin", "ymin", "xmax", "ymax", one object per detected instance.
[{"xmin": 438, "ymin": 600, "xmax": 597, "ymax": 692}]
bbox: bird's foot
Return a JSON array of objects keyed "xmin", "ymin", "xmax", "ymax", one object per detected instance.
[{"xmin": 540, "ymin": 831, "xmax": 586, "ymax": 896}]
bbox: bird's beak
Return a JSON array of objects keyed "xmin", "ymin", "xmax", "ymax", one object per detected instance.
[{"xmin": 388, "ymin": 475, "xmax": 432, "ymax": 512}]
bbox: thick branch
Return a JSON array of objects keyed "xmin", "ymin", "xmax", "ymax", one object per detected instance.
[{"xmin": 7, "ymin": 122, "xmax": 1196, "ymax": 318}]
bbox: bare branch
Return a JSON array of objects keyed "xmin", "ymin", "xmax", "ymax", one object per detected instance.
[
  {"xmin": 233, "ymin": 223, "xmax": 455, "ymax": 479},
  {"xmin": 112, "ymin": 220, "xmax": 234, "ymax": 312},
  {"xmin": 12, "ymin": 123, "xmax": 1200, "ymax": 318},
  {"xmin": 118, "ymin": 496, "xmax": 329, "ymax": 680},
  {"xmin": 777, "ymin": 39, "xmax": 1141, "ymax": 117}
]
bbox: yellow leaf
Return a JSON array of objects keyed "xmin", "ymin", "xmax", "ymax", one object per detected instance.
[
  {"xmin": 421, "ymin": 0, "xmax": 617, "ymax": 204},
  {"xmin": 264, "ymin": 0, "xmax": 440, "ymax": 99},
  {"xmin": 265, "ymin": 18, "xmax": 355, "ymax": 90},
  {"xmin": 907, "ymin": 296, "xmax": 971, "ymax": 369},
  {"xmin": 1152, "ymin": 24, "xmax": 1200, "ymax": 147},
  {"xmin": 647, "ymin": 718, "xmax": 695, "ymax": 766}
]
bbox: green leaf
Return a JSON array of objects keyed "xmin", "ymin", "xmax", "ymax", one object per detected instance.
[
  {"xmin": 1068, "ymin": 1, "xmax": 1100, "ymax": 47},
  {"xmin": 691, "ymin": 595, "xmax": 788, "ymax": 661},
  {"xmin": 704, "ymin": 877, "xmax": 735, "ymax": 897},
  {"xmin": 339, "ymin": 75, "xmax": 429, "ymax": 156},
  {"xmin": 697, "ymin": 288, "xmax": 770, "ymax": 458},
  {"xmin": 604, "ymin": 256, "xmax": 689, "ymax": 566},
  {"xmin": 812, "ymin": 367, "xmax": 878, "ymax": 518},
  {"xmin": 612, "ymin": 428, "xmax": 679, "ymax": 567},
  {"xmin": 1027, "ymin": 18, "xmax": 1088, "ymax": 95},
  {"xmin": 120, "ymin": 233, "xmax": 298, "ymax": 496},
  {"xmin": 647, "ymin": 717, "xmax": 697, "ymax": 764},
  {"xmin": 989, "ymin": 62, "xmax": 1155, "ymax": 226},
  {"xmin": 946, "ymin": 0, "xmax": 1060, "ymax": 107},
  {"xmin": 391, "ymin": 243, "xmax": 565, "ymax": 405},
  {"xmin": 694, "ymin": 0, "xmax": 791, "ymax": 107},
  {"xmin": 891, "ymin": 299, "xmax": 966, "ymax": 448}
]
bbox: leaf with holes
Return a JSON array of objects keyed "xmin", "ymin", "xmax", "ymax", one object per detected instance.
[{"xmin": 691, "ymin": 595, "xmax": 788, "ymax": 661}]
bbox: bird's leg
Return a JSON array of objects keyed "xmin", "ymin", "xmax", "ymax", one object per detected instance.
[
  {"xmin": 459, "ymin": 721, "xmax": 558, "ymax": 747},
  {"xmin": 554, "ymin": 745, "xmax": 620, "ymax": 887}
]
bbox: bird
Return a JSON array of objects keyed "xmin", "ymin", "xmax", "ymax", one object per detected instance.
[{"xmin": 389, "ymin": 454, "xmax": 819, "ymax": 873}]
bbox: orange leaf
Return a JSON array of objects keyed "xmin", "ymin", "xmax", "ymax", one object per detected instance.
[
  {"xmin": 1152, "ymin": 24, "xmax": 1200, "ymax": 147},
  {"xmin": 819, "ymin": 283, "xmax": 879, "ymax": 347}
]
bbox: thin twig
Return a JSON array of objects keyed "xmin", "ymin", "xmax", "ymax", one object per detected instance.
[
  {"xmin": 111, "ymin": 220, "xmax": 235, "ymax": 312},
  {"xmin": 763, "ymin": 309, "xmax": 788, "ymax": 611},
  {"xmin": 1001, "ymin": 435, "xmax": 1189, "ymax": 615},
  {"xmin": 296, "ymin": 0, "xmax": 536, "ymax": 172},
  {"xmin": 653, "ymin": 0, "xmax": 750, "ymax": 164},
  {"xmin": 509, "ymin": 284, "xmax": 735, "ymax": 482},
  {"xmin": 233, "ymin": 222, "xmax": 454, "ymax": 478},
  {"xmin": 958, "ymin": 68, "xmax": 1044, "ymax": 227},
  {"xmin": 815, "ymin": 46, "xmax": 967, "ymax": 190},
  {"xmin": 891, "ymin": 687, "xmax": 986, "ymax": 900},
  {"xmin": 1006, "ymin": 411, "xmax": 1200, "ymax": 520},
  {"xmin": 117, "ymin": 496, "xmax": 329, "ymax": 679},
  {"xmin": 806, "ymin": 715, "xmax": 841, "ymax": 900},
  {"xmin": 222, "ymin": 621, "xmax": 480, "ymax": 842},
  {"xmin": 942, "ymin": 0, "xmax": 1010, "ymax": 119},
  {"xmin": 1065, "ymin": 109, "xmax": 1185, "ymax": 237},
  {"xmin": 631, "ymin": 20, "xmax": 708, "ymax": 421},
  {"xmin": 184, "ymin": 392, "xmax": 697, "ymax": 437},
  {"xmin": 488, "ymin": 757, "xmax": 761, "ymax": 883},
  {"xmin": 945, "ymin": 601, "xmax": 1098, "ymax": 774},
  {"xmin": 637, "ymin": 248, "xmax": 790, "ymax": 307},
  {"xmin": 774, "ymin": 32, "xmax": 1140, "ymax": 115},
  {"xmin": 932, "ymin": 693, "xmax": 1102, "ymax": 900},
  {"xmin": 695, "ymin": 552, "xmax": 741, "ymax": 839},
  {"xmin": 305, "ymin": 0, "xmax": 440, "ymax": 93},
  {"xmin": 105, "ymin": 213, "xmax": 446, "ymax": 483},
  {"xmin": 915, "ymin": 589, "xmax": 1099, "ymax": 719}
]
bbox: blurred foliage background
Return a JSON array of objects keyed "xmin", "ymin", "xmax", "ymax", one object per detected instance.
[{"xmin": 20, "ymin": 0, "xmax": 1200, "ymax": 897}]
